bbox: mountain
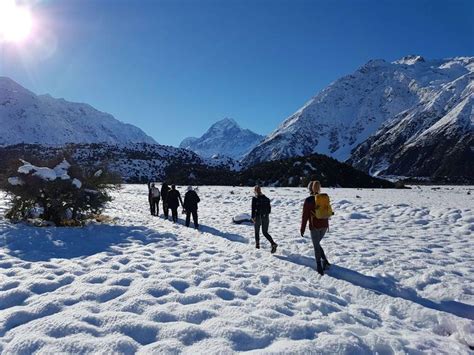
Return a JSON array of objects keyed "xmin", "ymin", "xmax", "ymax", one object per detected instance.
[
  {"xmin": 0, "ymin": 77, "xmax": 156, "ymax": 146},
  {"xmin": 348, "ymin": 59, "xmax": 474, "ymax": 183},
  {"xmin": 242, "ymin": 56, "xmax": 474, "ymax": 182},
  {"xmin": 179, "ymin": 118, "xmax": 264, "ymax": 160}
]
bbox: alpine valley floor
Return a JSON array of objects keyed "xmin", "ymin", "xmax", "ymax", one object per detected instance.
[{"xmin": 0, "ymin": 185, "xmax": 473, "ymax": 354}]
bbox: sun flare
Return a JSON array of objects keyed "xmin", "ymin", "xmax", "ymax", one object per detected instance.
[{"xmin": 0, "ymin": 0, "xmax": 33, "ymax": 43}]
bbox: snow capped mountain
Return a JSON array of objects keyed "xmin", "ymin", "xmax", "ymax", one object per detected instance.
[
  {"xmin": 243, "ymin": 56, "xmax": 474, "ymax": 181},
  {"xmin": 0, "ymin": 77, "xmax": 156, "ymax": 146},
  {"xmin": 349, "ymin": 59, "xmax": 474, "ymax": 181},
  {"xmin": 179, "ymin": 118, "xmax": 264, "ymax": 160}
]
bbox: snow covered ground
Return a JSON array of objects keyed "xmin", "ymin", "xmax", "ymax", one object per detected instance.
[{"xmin": 0, "ymin": 185, "xmax": 473, "ymax": 353}]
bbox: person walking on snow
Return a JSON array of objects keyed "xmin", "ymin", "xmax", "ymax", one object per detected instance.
[
  {"xmin": 161, "ymin": 183, "xmax": 171, "ymax": 219},
  {"xmin": 147, "ymin": 182, "xmax": 161, "ymax": 216},
  {"xmin": 301, "ymin": 180, "xmax": 332, "ymax": 275},
  {"xmin": 183, "ymin": 186, "xmax": 200, "ymax": 229},
  {"xmin": 251, "ymin": 185, "xmax": 278, "ymax": 254},
  {"xmin": 167, "ymin": 184, "xmax": 183, "ymax": 223}
]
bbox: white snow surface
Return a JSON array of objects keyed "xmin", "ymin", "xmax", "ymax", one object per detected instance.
[
  {"xmin": 0, "ymin": 185, "xmax": 473, "ymax": 353},
  {"xmin": 0, "ymin": 77, "xmax": 156, "ymax": 146}
]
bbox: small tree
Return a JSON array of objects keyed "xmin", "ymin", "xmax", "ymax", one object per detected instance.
[{"xmin": 3, "ymin": 158, "xmax": 121, "ymax": 226}]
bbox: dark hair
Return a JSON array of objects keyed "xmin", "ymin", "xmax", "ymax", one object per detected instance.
[{"xmin": 171, "ymin": 184, "xmax": 176, "ymax": 189}]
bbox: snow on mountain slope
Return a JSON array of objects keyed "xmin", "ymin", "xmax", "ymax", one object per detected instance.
[
  {"xmin": 243, "ymin": 56, "xmax": 474, "ymax": 172},
  {"xmin": 180, "ymin": 118, "xmax": 264, "ymax": 160},
  {"xmin": 0, "ymin": 77, "xmax": 156, "ymax": 146},
  {"xmin": 350, "ymin": 63, "xmax": 474, "ymax": 181},
  {"xmin": 0, "ymin": 185, "xmax": 473, "ymax": 353}
]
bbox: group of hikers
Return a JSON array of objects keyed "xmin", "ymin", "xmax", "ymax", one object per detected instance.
[
  {"xmin": 148, "ymin": 180, "xmax": 333, "ymax": 276},
  {"xmin": 148, "ymin": 182, "xmax": 201, "ymax": 229}
]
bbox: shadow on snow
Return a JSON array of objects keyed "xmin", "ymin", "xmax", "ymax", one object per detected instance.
[
  {"xmin": 0, "ymin": 222, "xmax": 178, "ymax": 262},
  {"xmin": 164, "ymin": 217, "xmax": 248, "ymax": 244},
  {"xmin": 275, "ymin": 254, "xmax": 474, "ymax": 321},
  {"xmin": 199, "ymin": 224, "xmax": 248, "ymax": 244}
]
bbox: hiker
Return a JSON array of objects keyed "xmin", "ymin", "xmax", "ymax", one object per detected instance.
[
  {"xmin": 183, "ymin": 186, "xmax": 200, "ymax": 229},
  {"xmin": 161, "ymin": 183, "xmax": 171, "ymax": 219},
  {"xmin": 251, "ymin": 185, "xmax": 278, "ymax": 253},
  {"xmin": 167, "ymin": 184, "xmax": 183, "ymax": 223},
  {"xmin": 301, "ymin": 180, "xmax": 333, "ymax": 275},
  {"xmin": 147, "ymin": 182, "xmax": 161, "ymax": 216}
]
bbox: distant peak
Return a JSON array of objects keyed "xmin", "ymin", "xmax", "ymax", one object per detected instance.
[
  {"xmin": 393, "ymin": 55, "xmax": 426, "ymax": 65},
  {"xmin": 210, "ymin": 117, "xmax": 240, "ymax": 130},
  {"xmin": 219, "ymin": 117, "xmax": 238, "ymax": 125}
]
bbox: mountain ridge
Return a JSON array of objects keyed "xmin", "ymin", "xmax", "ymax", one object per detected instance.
[{"xmin": 0, "ymin": 77, "xmax": 157, "ymax": 147}]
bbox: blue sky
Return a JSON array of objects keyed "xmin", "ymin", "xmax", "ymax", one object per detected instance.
[{"xmin": 1, "ymin": 0, "xmax": 473, "ymax": 146}]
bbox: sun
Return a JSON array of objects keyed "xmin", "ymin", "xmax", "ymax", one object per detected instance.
[{"xmin": 0, "ymin": 0, "xmax": 33, "ymax": 43}]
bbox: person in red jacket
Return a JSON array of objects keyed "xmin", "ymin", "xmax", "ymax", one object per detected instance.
[{"xmin": 300, "ymin": 180, "xmax": 331, "ymax": 275}]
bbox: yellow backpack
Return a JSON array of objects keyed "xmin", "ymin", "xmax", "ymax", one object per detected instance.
[{"xmin": 312, "ymin": 193, "xmax": 333, "ymax": 219}]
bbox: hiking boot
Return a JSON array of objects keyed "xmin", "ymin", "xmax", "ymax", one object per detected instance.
[
  {"xmin": 322, "ymin": 259, "xmax": 331, "ymax": 270},
  {"xmin": 316, "ymin": 262, "xmax": 324, "ymax": 276},
  {"xmin": 271, "ymin": 243, "xmax": 278, "ymax": 254},
  {"xmin": 255, "ymin": 243, "xmax": 260, "ymax": 249}
]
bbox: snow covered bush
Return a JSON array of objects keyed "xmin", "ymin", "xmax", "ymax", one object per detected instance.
[{"xmin": 3, "ymin": 158, "xmax": 120, "ymax": 226}]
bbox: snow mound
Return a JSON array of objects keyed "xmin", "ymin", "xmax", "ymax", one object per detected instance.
[
  {"xmin": 232, "ymin": 213, "xmax": 253, "ymax": 224},
  {"xmin": 10, "ymin": 159, "xmax": 82, "ymax": 188}
]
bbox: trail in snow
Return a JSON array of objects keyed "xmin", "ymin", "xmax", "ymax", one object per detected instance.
[{"xmin": 0, "ymin": 185, "xmax": 473, "ymax": 353}]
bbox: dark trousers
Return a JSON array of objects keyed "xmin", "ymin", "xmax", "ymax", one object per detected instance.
[
  {"xmin": 170, "ymin": 207, "xmax": 178, "ymax": 222},
  {"xmin": 254, "ymin": 214, "xmax": 276, "ymax": 246},
  {"xmin": 310, "ymin": 228, "xmax": 328, "ymax": 264},
  {"xmin": 186, "ymin": 210, "xmax": 199, "ymax": 229},
  {"xmin": 162, "ymin": 201, "xmax": 169, "ymax": 219},
  {"xmin": 150, "ymin": 198, "xmax": 160, "ymax": 216}
]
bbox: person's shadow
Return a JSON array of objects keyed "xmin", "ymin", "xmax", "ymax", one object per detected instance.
[
  {"xmin": 275, "ymin": 254, "xmax": 474, "ymax": 321},
  {"xmin": 198, "ymin": 224, "xmax": 248, "ymax": 244}
]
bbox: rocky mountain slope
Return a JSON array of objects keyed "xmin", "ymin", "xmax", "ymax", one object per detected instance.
[
  {"xmin": 180, "ymin": 118, "xmax": 264, "ymax": 160},
  {"xmin": 349, "ymin": 60, "xmax": 473, "ymax": 183},
  {"xmin": 242, "ymin": 56, "xmax": 473, "ymax": 182},
  {"xmin": 0, "ymin": 77, "xmax": 156, "ymax": 146},
  {"xmin": 0, "ymin": 144, "xmax": 393, "ymax": 188}
]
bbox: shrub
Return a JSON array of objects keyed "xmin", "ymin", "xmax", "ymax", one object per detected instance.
[{"xmin": 3, "ymin": 158, "xmax": 120, "ymax": 226}]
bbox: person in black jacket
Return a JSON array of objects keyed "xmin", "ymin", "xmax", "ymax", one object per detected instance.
[
  {"xmin": 167, "ymin": 184, "xmax": 183, "ymax": 223},
  {"xmin": 183, "ymin": 186, "xmax": 200, "ymax": 229},
  {"xmin": 251, "ymin": 185, "xmax": 278, "ymax": 253},
  {"xmin": 161, "ymin": 183, "xmax": 171, "ymax": 219}
]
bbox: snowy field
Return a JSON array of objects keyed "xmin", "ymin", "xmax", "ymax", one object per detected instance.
[{"xmin": 0, "ymin": 185, "xmax": 473, "ymax": 354}]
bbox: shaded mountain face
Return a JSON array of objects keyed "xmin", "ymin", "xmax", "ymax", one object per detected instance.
[
  {"xmin": 179, "ymin": 118, "xmax": 264, "ymax": 160},
  {"xmin": 0, "ymin": 77, "xmax": 156, "ymax": 146},
  {"xmin": 349, "ymin": 62, "xmax": 474, "ymax": 183},
  {"xmin": 242, "ymin": 56, "xmax": 473, "ymax": 182}
]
